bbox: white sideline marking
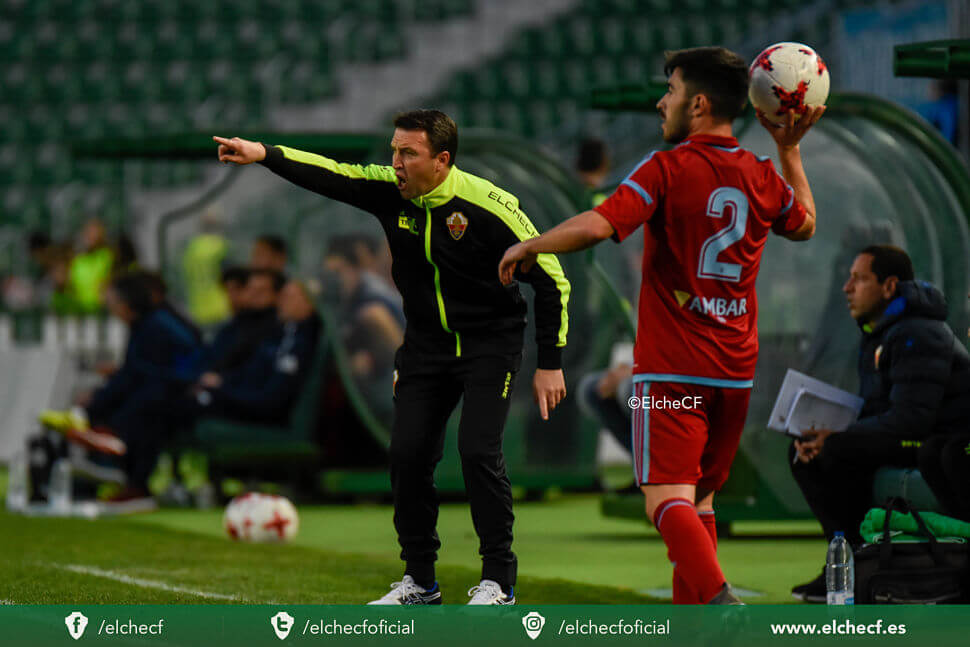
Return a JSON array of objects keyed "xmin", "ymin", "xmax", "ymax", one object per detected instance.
[
  {"xmin": 0, "ymin": 599, "xmax": 17, "ymax": 605},
  {"xmin": 56, "ymin": 564, "xmax": 240, "ymax": 601}
]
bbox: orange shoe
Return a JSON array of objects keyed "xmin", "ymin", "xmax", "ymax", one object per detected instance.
[{"xmin": 64, "ymin": 427, "xmax": 127, "ymax": 456}]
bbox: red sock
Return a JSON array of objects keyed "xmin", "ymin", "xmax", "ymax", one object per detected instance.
[
  {"xmin": 673, "ymin": 510, "xmax": 717, "ymax": 604},
  {"xmin": 699, "ymin": 510, "xmax": 717, "ymax": 552},
  {"xmin": 653, "ymin": 498, "xmax": 725, "ymax": 604},
  {"xmin": 672, "ymin": 570, "xmax": 697, "ymax": 604}
]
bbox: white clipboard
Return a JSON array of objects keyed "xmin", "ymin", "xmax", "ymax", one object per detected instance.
[{"xmin": 767, "ymin": 369, "xmax": 864, "ymax": 438}]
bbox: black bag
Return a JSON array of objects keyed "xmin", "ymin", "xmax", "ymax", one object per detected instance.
[{"xmin": 854, "ymin": 497, "xmax": 970, "ymax": 604}]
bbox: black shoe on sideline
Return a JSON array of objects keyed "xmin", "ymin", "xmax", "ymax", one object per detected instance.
[{"xmin": 791, "ymin": 571, "xmax": 826, "ymax": 603}]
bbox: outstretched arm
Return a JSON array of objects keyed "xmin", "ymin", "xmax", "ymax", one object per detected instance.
[
  {"xmin": 499, "ymin": 210, "xmax": 614, "ymax": 285},
  {"xmin": 213, "ymin": 135, "xmax": 399, "ymax": 214}
]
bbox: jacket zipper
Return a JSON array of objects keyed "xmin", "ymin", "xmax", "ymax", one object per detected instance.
[{"xmin": 423, "ymin": 204, "xmax": 461, "ymax": 357}]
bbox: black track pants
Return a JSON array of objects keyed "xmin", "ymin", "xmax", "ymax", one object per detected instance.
[
  {"xmin": 390, "ymin": 346, "xmax": 520, "ymax": 591},
  {"xmin": 917, "ymin": 433, "xmax": 970, "ymax": 522},
  {"xmin": 790, "ymin": 431, "xmax": 920, "ymax": 546}
]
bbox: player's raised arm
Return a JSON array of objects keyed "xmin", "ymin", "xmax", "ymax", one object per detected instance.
[
  {"xmin": 498, "ymin": 210, "xmax": 615, "ymax": 285},
  {"xmin": 757, "ymin": 106, "xmax": 825, "ymax": 241},
  {"xmin": 212, "ymin": 135, "xmax": 399, "ymax": 214}
]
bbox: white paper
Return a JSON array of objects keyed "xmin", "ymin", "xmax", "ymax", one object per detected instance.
[{"xmin": 767, "ymin": 369, "xmax": 864, "ymax": 437}]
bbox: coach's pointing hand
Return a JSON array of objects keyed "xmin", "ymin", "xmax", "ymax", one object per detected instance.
[
  {"xmin": 213, "ymin": 136, "xmax": 266, "ymax": 164},
  {"xmin": 534, "ymin": 368, "xmax": 566, "ymax": 421}
]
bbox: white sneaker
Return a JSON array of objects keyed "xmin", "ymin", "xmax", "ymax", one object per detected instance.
[
  {"xmin": 367, "ymin": 575, "xmax": 442, "ymax": 605},
  {"xmin": 467, "ymin": 579, "xmax": 515, "ymax": 605}
]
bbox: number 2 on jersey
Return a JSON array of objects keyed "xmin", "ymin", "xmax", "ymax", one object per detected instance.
[{"xmin": 697, "ymin": 187, "xmax": 749, "ymax": 282}]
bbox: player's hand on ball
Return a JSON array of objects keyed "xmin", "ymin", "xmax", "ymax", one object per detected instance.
[
  {"xmin": 533, "ymin": 369, "xmax": 566, "ymax": 421},
  {"xmin": 499, "ymin": 241, "xmax": 538, "ymax": 285},
  {"xmin": 213, "ymin": 136, "xmax": 266, "ymax": 164},
  {"xmin": 757, "ymin": 105, "xmax": 826, "ymax": 150}
]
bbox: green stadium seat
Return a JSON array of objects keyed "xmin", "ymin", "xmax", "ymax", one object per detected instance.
[
  {"xmin": 596, "ymin": 17, "xmax": 631, "ymax": 56},
  {"xmin": 445, "ymin": 70, "xmax": 476, "ymax": 101},
  {"xmin": 564, "ymin": 19, "xmax": 597, "ymax": 56},
  {"xmin": 560, "ymin": 63, "xmax": 590, "ymax": 100}
]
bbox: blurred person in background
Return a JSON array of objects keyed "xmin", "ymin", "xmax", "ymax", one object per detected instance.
[
  {"xmin": 38, "ymin": 272, "xmax": 202, "ymax": 505},
  {"xmin": 181, "ymin": 209, "xmax": 231, "ymax": 326},
  {"xmin": 115, "ymin": 232, "xmax": 139, "ymax": 274},
  {"xmin": 65, "ymin": 217, "xmax": 115, "ymax": 314},
  {"xmin": 193, "ymin": 279, "xmax": 322, "ymax": 424},
  {"xmin": 250, "ymin": 234, "xmax": 288, "ymax": 272},
  {"xmin": 920, "ymin": 80, "xmax": 960, "ymax": 147},
  {"xmin": 221, "ymin": 266, "xmax": 251, "ymax": 315},
  {"xmin": 133, "ymin": 269, "xmax": 201, "ymax": 344},
  {"xmin": 348, "ymin": 231, "xmax": 396, "ymax": 289},
  {"xmin": 575, "ymin": 137, "xmax": 612, "ymax": 202},
  {"xmin": 194, "ymin": 268, "xmax": 283, "ymax": 377},
  {"xmin": 94, "ymin": 269, "xmax": 201, "ymax": 379},
  {"xmin": 2, "ymin": 231, "xmax": 57, "ymax": 310},
  {"xmin": 323, "ymin": 236, "xmax": 404, "ymax": 418}
]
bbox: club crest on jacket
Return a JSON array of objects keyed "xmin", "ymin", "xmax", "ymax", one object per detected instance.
[{"xmin": 447, "ymin": 212, "xmax": 468, "ymax": 240}]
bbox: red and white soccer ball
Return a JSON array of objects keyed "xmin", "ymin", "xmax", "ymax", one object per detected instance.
[
  {"xmin": 748, "ymin": 42, "xmax": 830, "ymax": 124},
  {"xmin": 223, "ymin": 492, "xmax": 299, "ymax": 543}
]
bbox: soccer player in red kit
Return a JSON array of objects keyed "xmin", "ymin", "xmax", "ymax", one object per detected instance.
[{"xmin": 499, "ymin": 47, "xmax": 823, "ymax": 604}]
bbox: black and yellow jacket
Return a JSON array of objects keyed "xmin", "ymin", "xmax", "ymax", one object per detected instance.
[{"xmin": 260, "ymin": 145, "xmax": 570, "ymax": 369}]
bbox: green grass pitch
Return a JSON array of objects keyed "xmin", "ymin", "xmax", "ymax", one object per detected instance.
[{"xmin": 1, "ymin": 483, "xmax": 826, "ymax": 605}]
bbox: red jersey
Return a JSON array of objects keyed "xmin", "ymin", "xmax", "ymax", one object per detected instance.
[{"xmin": 594, "ymin": 134, "xmax": 807, "ymax": 385}]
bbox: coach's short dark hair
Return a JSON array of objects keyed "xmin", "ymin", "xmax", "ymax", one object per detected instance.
[
  {"xmin": 663, "ymin": 47, "xmax": 749, "ymax": 122},
  {"xmin": 255, "ymin": 234, "xmax": 288, "ymax": 257},
  {"xmin": 860, "ymin": 245, "xmax": 914, "ymax": 283},
  {"xmin": 393, "ymin": 109, "xmax": 458, "ymax": 166}
]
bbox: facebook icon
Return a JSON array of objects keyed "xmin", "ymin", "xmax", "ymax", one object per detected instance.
[{"xmin": 64, "ymin": 611, "xmax": 88, "ymax": 640}]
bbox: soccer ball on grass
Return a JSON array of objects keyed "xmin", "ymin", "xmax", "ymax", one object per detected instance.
[{"xmin": 223, "ymin": 492, "xmax": 299, "ymax": 543}]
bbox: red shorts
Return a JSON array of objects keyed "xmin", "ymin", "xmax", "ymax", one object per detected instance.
[{"xmin": 631, "ymin": 379, "xmax": 752, "ymax": 491}]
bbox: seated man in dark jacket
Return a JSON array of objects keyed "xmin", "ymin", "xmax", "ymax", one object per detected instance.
[
  {"xmin": 918, "ymin": 295, "xmax": 970, "ymax": 522},
  {"xmin": 790, "ymin": 245, "xmax": 970, "ymax": 601},
  {"xmin": 194, "ymin": 280, "xmax": 322, "ymax": 424},
  {"xmin": 87, "ymin": 272, "xmax": 201, "ymax": 500},
  {"xmin": 195, "ymin": 268, "xmax": 284, "ymax": 376}
]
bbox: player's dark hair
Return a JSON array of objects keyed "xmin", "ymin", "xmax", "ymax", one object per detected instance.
[
  {"xmin": 255, "ymin": 234, "xmax": 288, "ymax": 257},
  {"xmin": 393, "ymin": 109, "xmax": 458, "ymax": 166},
  {"xmin": 575, "ymin": 138, "xmax": 609, "ymax": 173},
  {"xmin": 110, "ymin": 272, "xmax": 156, "ymax": 317},
  {"xmin": 860, "ymin": 245, "xmax": 914, "ymax": 284},
  {"xmin": 248, "ymin": 268, "xmax": 287, "ymax": 292},
  {"xmin": 663, "ymin": 47, "xmax": 749, "ymax": 122},
  {"xmin": 221, "ymin": 265, "xmax": 250, "ymax": 286}
]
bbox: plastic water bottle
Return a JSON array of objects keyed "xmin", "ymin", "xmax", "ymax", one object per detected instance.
[
  {"xmin": 49, "ymin": 459, "xmax": 73, "ymax": 515},
  {"xmin": 5, "ymin": 450, "xmax": 28, "ymax": 512},
  {"xmin": 825, "ymin": 531, "xmax": 855, "ymax": 605}
]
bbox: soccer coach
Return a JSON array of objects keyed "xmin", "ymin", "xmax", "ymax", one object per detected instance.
[{"xmin": 213, "ymin": 110, "xmax": 570, "ymax": 605}]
